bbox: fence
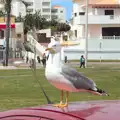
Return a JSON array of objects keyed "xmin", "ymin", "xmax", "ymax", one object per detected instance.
[{"xmin": 64, "ymin": 39, "xmax": 120, "ymax": 60}]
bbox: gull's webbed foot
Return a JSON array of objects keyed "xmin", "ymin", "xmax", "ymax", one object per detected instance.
[
  {"xmin": 53, "ymin": 101, "xmax": 64, "ymax": 107},
  {"xmin": 58, "ymin": 103, "xmax": 68, "ymax": 108},
  {"xmin": 53, "ymin": 102, "xmax": 68, "ymax": 108}
]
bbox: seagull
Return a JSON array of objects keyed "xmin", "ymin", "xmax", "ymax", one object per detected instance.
[{"xmin": 45, "ymin": 39, "xmax": 109, "ymax": 108}]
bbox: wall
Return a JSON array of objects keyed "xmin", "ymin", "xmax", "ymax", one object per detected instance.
[
  {"xmin": 51, "ymin": 6, "xmax": 66, "ymax": 23},
  {"xmin": 96, "ymin": 8, "xmax": 120, "ymax": 16},
  {"xmin": 63, "ymin": 39, "xmax": 120, "ymax": 60},
  {"xmin": 88, "ymin": 25, "xmax": 101, "ymax": 38},
  {"xmin": 11, "ymin": 1, "xmax": 26, "ymax": 17},
  {"xmin": 37, "ymin": 29, "xmax": 51, "ymax": 37},
  {"xmin": 72, "ymin": 24, "xmax": 101, "ymax": 38}
]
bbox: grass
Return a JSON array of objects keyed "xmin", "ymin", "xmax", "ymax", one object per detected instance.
[{"xmin": 0, "ymin": 64, "xmax": 120, "ymax": 111}]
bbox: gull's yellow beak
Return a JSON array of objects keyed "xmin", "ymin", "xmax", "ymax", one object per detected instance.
[
  {"xmin": 45, "ymin": 48, "xmax": 53, "ymax": 51},
  {"xmin": 60, "ymin": 41, "xmax": 80, "ymax": 46},
  {"xmin": 45, "ymin": 48, "xmax": 56, "ymax": 53}
]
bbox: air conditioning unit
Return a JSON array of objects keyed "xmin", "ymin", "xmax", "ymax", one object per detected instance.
[{"xmin": 110, "ymin": 15, "xmax": 114, "ymax": 19}]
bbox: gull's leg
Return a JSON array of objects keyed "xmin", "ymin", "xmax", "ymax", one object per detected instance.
[
  {"xmin": 57, "ymin": 91, "xmax": 69, "ymax": 108},
  {"xmin": 53, "ymin": 90, "xmax": 64, "ymax": 107},
  {"xmin": 60, "ymin": 90, "xmax": 64, "ymax": 105},
  {"xmin": 64, "ymin": 91, "xmax": 69, "ymax": 106}
]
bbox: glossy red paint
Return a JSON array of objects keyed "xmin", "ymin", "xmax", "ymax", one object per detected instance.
[{"xmin": 0, "ymin": 100, "xmax": 120, "ymax": 120}]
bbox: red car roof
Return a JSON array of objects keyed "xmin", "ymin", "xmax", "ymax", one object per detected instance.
[{"xmin": 0, "ymin": 100, "xmax": 120, "ymax": 120}]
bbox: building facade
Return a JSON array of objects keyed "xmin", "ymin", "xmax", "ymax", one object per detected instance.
[
  {"xmin": 71, "ymin": 0, "xmax": 120, "ymax": 39},
  {"xmin": 11, "ymin": 0, "xmax": 51, "ymax": 20},
  {"xmin": 51, "ymin": 5, "xmax": 66, "ymax": 23}
]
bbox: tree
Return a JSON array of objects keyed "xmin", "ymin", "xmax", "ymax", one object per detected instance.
[
  {"xmin": 56, "ymin": 23, "xmax": 71, "ymax": 41},
  {"xmin": 57, "ymin": 23, "xmax": 71, "ymax": 32},
  {"xmin": 15, "ymin": 13, "xmax": 24, "ymax": 22},
  {"xmin": 23, "ymin": 10, "xmax": 49, "ymax": 31},
  {"xmin": 0, "ymin": 10, "xmax": 4, "ymax": 16}
]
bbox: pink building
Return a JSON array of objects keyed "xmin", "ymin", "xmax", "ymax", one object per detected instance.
[{"xmin": 71, "ymin": 0, "xmax": 120, "ymax": 39}]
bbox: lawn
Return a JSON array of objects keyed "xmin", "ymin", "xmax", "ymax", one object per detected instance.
[{"xmin": 0, "ymin": 64, "xmax": 120, "ymax": 111}]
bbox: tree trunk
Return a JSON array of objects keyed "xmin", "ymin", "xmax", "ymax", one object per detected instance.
[{"xmin": 5, "ymin": 5, "xmax": 11, "ymax": 66}]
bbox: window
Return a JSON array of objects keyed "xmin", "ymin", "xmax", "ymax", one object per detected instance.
[
  {"xmin": 75, "ymin": 30, "xmax": 77, "ymax": 37},
  {"xmin": 27, "ymin": 2, "xmax": 33, "ymax": 6},
  {"xmin": 79, "ymin": 12, "xmax": 85, "ymax": 15},
  {"xmin": 42, "ymin": 2, "xmax": 50, "ymax": 6},
  {"xmin": 42, "ymin": 8, "xmax": 50, "ymax": 12},
  {"xmin": 43, "ymin": 15, "xmax": 50, "ymax": 19},
  {"xmin": 27, "ymin": 9, "xmax": 33, "ymax": 12},
  {"xmin": 52, "ymin": 15, "xmax": 58, "ymax": 19},
  {"xmin": 0, "ymin": 30, "xmax": 4, "ymax": 38},
  {"xmin": 74, "ymin": 13, "xmax": 77, "ymax": 17},
  {"xmin": 17, "ymin": 34, "xmax": 21, "ymax": 38},
  {"xmin": 60, "ymin": 10, "xmax": 63, "ymax": 13},
  {"xmin": 51, "ymin": 9, "xmax": 58, "ymax": 13},
  {"xmin": 104, "ymin": 10, "xmax": 114, "ymax": 15}
]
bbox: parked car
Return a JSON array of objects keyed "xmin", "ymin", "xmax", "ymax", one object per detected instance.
[{"xmin": 0, "ymin": 100, "xmax": 119, "ymax": 120}]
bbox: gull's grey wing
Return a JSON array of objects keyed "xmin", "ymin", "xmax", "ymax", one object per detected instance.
[{"xmin": 61, "ymin": 65, "xmax": 97, "ymax": 91}]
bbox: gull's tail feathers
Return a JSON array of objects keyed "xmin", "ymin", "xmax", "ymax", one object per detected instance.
[{"xmin": 88, "ymin": 87, "xmax": 109, "ymax": 96}]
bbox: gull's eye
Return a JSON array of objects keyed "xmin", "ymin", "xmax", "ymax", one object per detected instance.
[{"xmin": 53, "ymin": 45, "xmax": 56, "ymax": 47}]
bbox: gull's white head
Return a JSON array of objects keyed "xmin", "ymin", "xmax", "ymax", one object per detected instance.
[
  {"xmin": 46, "ymin": 40, "xmax": 61, "ymax": 54},
  {"xmin": 45, "ymin": 37, "xmax": 80, "ymax": 54}
]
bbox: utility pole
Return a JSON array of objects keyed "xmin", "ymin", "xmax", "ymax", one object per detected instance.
[{"xmin": 85, "ymin": 0, "xmax": 88, "ymax": 67}]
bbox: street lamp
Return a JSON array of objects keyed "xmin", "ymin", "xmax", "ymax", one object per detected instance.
[{"xmin": 85, "ymin": 0, "xmax": 88, "ymax": 67}]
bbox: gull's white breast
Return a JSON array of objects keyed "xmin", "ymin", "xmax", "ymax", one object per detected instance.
[{"xmin": 45, "ymin": 66, "xmax": 78, "ymax": 92}]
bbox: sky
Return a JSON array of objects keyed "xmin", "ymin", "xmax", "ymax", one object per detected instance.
[{"xmin": 51, "ymin": 0, "xmax": 73, "ymax": 21}]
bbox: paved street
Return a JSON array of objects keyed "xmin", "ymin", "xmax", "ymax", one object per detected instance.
[{"xmin": 0, "ymin": 61, "xmax": 120, "ymax": 70}]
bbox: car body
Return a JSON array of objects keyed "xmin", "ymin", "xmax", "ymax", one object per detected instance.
[{"xmin": 0, "ymin": 100, "xmax": 120, "ymax": 120}]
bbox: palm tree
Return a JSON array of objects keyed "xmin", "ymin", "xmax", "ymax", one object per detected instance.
[
  {"xmin": 56, "ymin": 23, "xmax": 71, "ymax": 41},
  {"xmin": 57, "ymin": 23, "xmax": 71, "ymax": 32}
]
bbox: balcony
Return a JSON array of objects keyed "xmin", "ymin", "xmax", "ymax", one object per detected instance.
[
  {"xmin": 42, "ymin": 5, "xmax": 51, "ymax": 9},
  {"xmin": 74, "ymin": 15, "xmax": 120, "ymax": 25}
]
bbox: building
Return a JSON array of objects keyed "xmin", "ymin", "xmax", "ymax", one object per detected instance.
[
  {"xmin": 71, "ymin": 0, "xmax": 120, "ymax": 39},
  {"xmin": 0, "ymin": 16, "xmax": 16, "ymax": 39},
  {"xmin": 11, "ymin": 0, "xmax": 51, "ymax": 20},
  {"xmin": 61, "ymin": 0, "xmax": 120, "ymax": 60},
  {"xmin": 51, "ymin": 5, "xmax": 66, "ymax": 23},
  {"xmin": 11, "ymin": 1, "xmax": 26, "ymax": 17}
]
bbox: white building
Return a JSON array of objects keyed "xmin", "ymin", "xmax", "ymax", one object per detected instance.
[
  {"xmin": 11, "ymin": 0, "xmax": 51, "ymax": 20},
  {"xmin": 11, "ymin": 1, "xmax": 26, "ymax": 17},
  {"xmin": 61, "ymin": 0, "xmax": 120, "ymax": 60},
  {"xmin": 71, "ymin": 0, "xmax": 120, "ymax": 39},
  {"xmin": 51, "ymin": 5, "xmax": 66, "ymax": 23}
]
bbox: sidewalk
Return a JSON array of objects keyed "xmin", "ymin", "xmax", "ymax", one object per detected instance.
[
  {"xmin": 0, "ymin": 66, "xmax": 18, "ymax": 69},
  {"xmin": 0, "ymin": 63, "xmax": 44, "ymax": 70}
]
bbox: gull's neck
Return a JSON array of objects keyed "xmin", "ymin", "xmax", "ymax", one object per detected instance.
[{"xmin": 46, "ymin": 52, "xmax": 61, "ymax": 68}]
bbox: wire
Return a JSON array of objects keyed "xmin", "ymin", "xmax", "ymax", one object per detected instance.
[
  {"xmin": 30, "ymin": 31, "xmax": 53, "ymax": 104},
  {"xmin": 30, "ymin": 68, "xmax": 53, "ymax": 104}
]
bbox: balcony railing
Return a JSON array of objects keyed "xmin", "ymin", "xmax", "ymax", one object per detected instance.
[
  {"xmin": 102, "ymin": 36, "xmax": 120, "ymax": 39},
  {"xmin": 74, "ymin": 15, "xmax": 120, "ymax": 24},
  {"xmin": 71, "ymin": 36, "xmax": 120, "ymax": 41}
]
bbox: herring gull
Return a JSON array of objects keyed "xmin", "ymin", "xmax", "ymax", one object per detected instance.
[{"xmin": 45, "ymin": 39, "xmax": 108, "ymax": 108}]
